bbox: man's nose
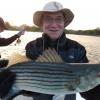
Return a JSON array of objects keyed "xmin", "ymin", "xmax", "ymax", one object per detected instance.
[{"xmin": 50, "ymin": 19, "xmax": 58, "ymax": 26}]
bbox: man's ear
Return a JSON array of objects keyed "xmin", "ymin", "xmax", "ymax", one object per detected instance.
[{"xmin": 0, "ymin": 70, "xmax": 16, "ymax": 98}]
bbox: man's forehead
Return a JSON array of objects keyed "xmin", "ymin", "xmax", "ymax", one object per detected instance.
[{"xmin": 43, "ymin": 12, "xmax": 64, "ymax": 17}]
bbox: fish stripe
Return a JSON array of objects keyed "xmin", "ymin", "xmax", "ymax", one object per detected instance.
[{"xmin": 1, "ymin": 62, "xmax": 100, "ymax": 97}]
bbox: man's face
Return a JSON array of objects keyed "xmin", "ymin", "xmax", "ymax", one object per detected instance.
[{"xmin": 42, "ymin": 12, "xmax": 65, "ymax": 40}]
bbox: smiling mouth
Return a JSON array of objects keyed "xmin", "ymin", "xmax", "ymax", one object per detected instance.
[{"xmin": 49, "ymin": 30, "xmax": 58, "ymax": 32}]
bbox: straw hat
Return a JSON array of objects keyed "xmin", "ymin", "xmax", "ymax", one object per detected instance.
[{"xmin": 33, "ymin": 1, "xmax": 74, "ymax": 27}]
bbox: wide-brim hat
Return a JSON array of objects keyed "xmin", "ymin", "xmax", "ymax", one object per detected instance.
[{"xmin": 33, "ymin": 1, "xmax": 74, "ymax": 27}]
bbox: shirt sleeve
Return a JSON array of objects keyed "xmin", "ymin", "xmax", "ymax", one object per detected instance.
[
  {"xmin": 0, "ymin": 34, "xmax": 19, "ymax": 46},
  {"xmin": 25, "ymin": 41, "xmax": 39, "ymax": 60},
  {"xmin": 76, "ymin": 46, "xmax": 89, "ymax": 63}
]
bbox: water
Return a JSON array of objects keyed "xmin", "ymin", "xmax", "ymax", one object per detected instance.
[
  {"xmin": 67, "ymin": 34, "xmax": 100, "ymax": 64},
  {"xmin": 0, "ymin": 30, "xmax": 100, "ymax": 100}
]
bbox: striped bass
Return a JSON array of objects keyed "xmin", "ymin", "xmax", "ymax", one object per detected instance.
[{"xmin": 0, "ymin": 48, "xmax": 100, "ymax": 99}]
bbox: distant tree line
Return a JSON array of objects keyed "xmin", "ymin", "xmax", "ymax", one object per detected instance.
[
  {"xmin": 4, "ymin": 22, "xmax": 41, "ymax": 32},
  {"xmin": 64, "ymin": 28, "xmax": 100, "ymax": 36},
  {"xmin": 5, "ymin": 21, "xmax": 100, "ymax": 36}
]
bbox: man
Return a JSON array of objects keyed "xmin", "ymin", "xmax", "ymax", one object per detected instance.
[
  {"xmin": 0, "ymin": 17, "xmax": 25, "ymax": 46},
  {"xmin": 0, "ymin": 17, "xmax": 25, "ymax": 99},
  {"xmin": 0, "ymin": 17, "xmax": 25, "ymax": 67},
  {"xmin": 25, "ymin": 1, "xmax": 88, "ymax": 100}
]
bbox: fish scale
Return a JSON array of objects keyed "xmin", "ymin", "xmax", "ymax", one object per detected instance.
[
  {"xmin": 3, "ymin": 62, "xmax": 100, "ymax": 94},
  {"xmin": 1, "ymin": 62, "xmax": 100, "ymax": 100}
]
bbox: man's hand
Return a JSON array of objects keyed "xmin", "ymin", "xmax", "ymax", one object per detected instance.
[
  {"xmin": 0, "ymin": 70, "xmax": 15, "ymax": 98},
  {"xmin": 17, "ymin": 29, "xmax": 25, "ymax": 37},
  {"xmin": 97, "ymin": 73, "xmax": 100, "ymax": 77}
]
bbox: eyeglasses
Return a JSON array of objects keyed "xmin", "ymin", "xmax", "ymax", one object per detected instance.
[{"xmin": 43, "ymin": 16, "xmax": 64, "ymax": 24}]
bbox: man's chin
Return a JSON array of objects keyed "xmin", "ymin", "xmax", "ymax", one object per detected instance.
[{"xmin": 49, "ymin": 35, "xmax": 59, "ymax": 40}]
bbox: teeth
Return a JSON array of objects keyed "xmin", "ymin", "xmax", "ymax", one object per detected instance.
[{"xmin": 50, "ymin": 30, "xmax": 57, "ymax": 32}]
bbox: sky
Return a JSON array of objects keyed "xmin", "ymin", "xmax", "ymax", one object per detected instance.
[{"xmin": 0, "ymin": 0, "xmax": 100, "ymax": 30}]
